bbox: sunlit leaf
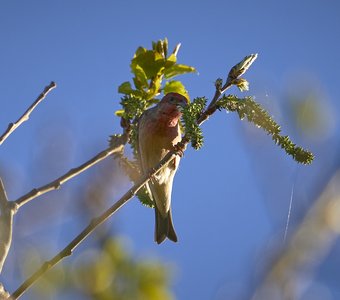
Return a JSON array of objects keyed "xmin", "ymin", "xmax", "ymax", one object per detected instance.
[
  {"xmin": 114, "ymin": 110, "xmax": 125, "ymax": 117},
  {"xmin": 147, "ymin": 76, "xmax": 162, "ymax": 99},
  {"xmin": 135, "ymin": 46, "xmax": 146, "ymax": 57},
  {"xmin": 131, "ymin": 50, "xmax": 166, "ymax": 79},
  {"xmin": 133, "ymin": 65, "xmax": 148, "ymax": 89},
  {"xmin": 164, "ymin": 64, "xmax": 196, "ymax": 79},
  {"xmin": 164, "ymin": 54, "xmax": 177, "ymax": 68},
  {"xmin": 118, "ymin": 81, "xmax": 134, "ymax": 94},
  {"xmin": 163, "ymin": 80, "xmax": 190, "ymax": 100}
]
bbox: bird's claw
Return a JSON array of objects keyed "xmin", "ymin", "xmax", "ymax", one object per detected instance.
[{"xmin": 174, "ymin": 143, "xmax": 185, "ymax": 157}]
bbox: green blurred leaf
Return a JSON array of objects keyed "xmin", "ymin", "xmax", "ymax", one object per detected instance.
[
  {"xmin": 163, "ymin": 81, "xmax": 190, "ymax": 100},
  {"xmin": 164, "ymin": 64, "xmax": 196, "ymax": 79}
]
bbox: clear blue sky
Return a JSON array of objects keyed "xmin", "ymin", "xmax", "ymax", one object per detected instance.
[{"xmin": 1, "ymin": 1, "xmax": 340, "ymax": 299}]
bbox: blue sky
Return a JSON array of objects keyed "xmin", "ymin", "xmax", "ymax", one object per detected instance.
[{"xmin": 1, "ymin": 1, "xmax": 340, "ymax": 299}]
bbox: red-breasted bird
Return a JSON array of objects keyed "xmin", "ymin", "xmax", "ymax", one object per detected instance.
[{"xmin": 137, "ymin": 92, "xmax": 188, "ymax": 244}]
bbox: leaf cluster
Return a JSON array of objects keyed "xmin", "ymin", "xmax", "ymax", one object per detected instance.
[
  {"xmin": 216, "ymin": 95, "xmax": 314, "ymax": 164},
  {"xmin": 115, "ymin": 38, "xmax": 195, "ymax": 120}
]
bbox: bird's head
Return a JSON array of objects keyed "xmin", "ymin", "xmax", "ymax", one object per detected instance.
[
  {"xmin": 159, "ymin": 92, "xmax": 189, "ymax": 110},
  {"xmin": 157, "ymin": 92, "xmax": 189, "ymax": 125}
]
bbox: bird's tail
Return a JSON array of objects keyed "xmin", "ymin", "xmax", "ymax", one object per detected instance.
[{"xmin": 154, "ymin": 208, "xmax": 178, "ymax": 244}]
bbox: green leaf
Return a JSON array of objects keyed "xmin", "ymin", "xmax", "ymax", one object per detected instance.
[
  {"xmin": 163, "ymin": 37, "xmax": 168, "ymax": 58},
  {"xmin": 133, "ymin": 65, "xmax": 148, "ymax": 90},
  {"xmin": 118, "ymin": 81, "xmax": 134, "ymax": 94},
  {"xmin": 234, "ymin": 78, "xmax": 249, "ymax": 92},
  {"xmin": 164, "ymin": 64, "xmax": 196, "ymax": 79},
  {"xmin": 115, "ymin": 109, "xmax": 125, "ymax": 117},
  {"xmin": 136, "ymin": 187, "xmax": 154, "ymax": 208},
  {"xmin": 135, "ymin": 47, "xmax": 146, "ymax": 57},
  {"xmin": 164, "ymin": 54, "xmax": 177, "ymax": 68},
  {"xmin": 163, "ymin": 80, "xmax": 190, "ymax": 100},
  {"xmin": 147, "ymin": 76, "xmax": 162, "ymax": 99},
  {"xmin": 131, "ymin": 50, "xmax": 166, "ymax": 79}
]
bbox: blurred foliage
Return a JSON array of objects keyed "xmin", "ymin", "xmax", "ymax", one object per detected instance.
[
  {"xmin": 22, "ymin": 238, "xmax": 173, "ymax": 300},
  {"xmin": 71, "ymin": 238, "xmax": 173, "ymax": 300},
  {"xmin": 289, "ymin": 93, "xmax": 334, "ymax": 141}
]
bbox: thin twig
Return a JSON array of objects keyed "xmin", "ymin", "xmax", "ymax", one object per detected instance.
[
  {"xmin": 0, "ymin": 178, "xmax": 17, "ymax": 274},
  {"xmin": 0, "ymin": 82, "xmax": 56, "ymax": 146},
  {"xmin": 14, "ymin": 137, "xmax": 126, "ymax": 210},
  {"xmin": 10, "ymin": 83, "xmax": 231, "ymax": 299}
]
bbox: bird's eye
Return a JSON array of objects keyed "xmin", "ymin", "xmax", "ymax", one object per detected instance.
[{"xmin": 169, "ymin": 97, "xmax": 176, "ymax": 102}]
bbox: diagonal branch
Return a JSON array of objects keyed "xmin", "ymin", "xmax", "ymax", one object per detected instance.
[
  {"xmin": 0, "ymin": 81, "xmax": 56, "ymax": 146},
  {"xmin": 14, "ymin": 135, "xmax": 127, "ymax": 210}
]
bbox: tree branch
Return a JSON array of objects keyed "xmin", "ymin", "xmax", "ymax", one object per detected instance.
[
  {"xmin": 0, "ymin": 178, "xmax": 18, "ymax": 274},
  {"xmin": 0, "ymin": 81, "xmax": 56, "ymax": 146},
  {"xmin": 14, "ymin": 136, "xmax": 126, "ymax": 210}
]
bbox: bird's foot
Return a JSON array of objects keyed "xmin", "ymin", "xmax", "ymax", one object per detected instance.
[{"xmin": 174, "ymin": 142, "xmax": 186, "ymax": 157}]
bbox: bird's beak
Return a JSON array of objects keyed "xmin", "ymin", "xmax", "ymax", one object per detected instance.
[{"xmin": 176, "ymin": 100, "xmax": 188, "ymax": 110}]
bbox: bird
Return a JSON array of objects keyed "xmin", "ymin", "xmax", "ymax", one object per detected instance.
[{"xmin": 137, "ymin": 92, "xmax": 188, "ymax": 244}]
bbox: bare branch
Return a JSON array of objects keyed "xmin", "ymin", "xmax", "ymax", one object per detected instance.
[
  {"xmin": 0, "ymin": 178, "xmax": 17, "ymax": 274},
  {"xmin": 14, "ymin": 136, "xmax": 126, "ymax": 209},
  {"xmin": 0, "ymin": 81, "xmax": 56, "ymax": 146}
]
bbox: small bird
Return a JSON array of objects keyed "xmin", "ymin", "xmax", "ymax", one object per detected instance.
[{"xmin": 137, "ymin": 92, "xmax": 188, "ymax": 244}]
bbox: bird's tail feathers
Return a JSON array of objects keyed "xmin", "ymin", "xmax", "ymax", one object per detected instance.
[{"xmin": 155, "ymin": 208, "xmax": 178, "ymax": 244}]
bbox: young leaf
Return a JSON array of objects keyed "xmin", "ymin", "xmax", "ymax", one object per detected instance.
[
  {"xmin": 133, "ymin": 65, "xmax": 148, "ymax": 89},
  {"xmin": 163, "ymin": 81, "xmax": 190, "ymax": 101},
  {"xmin": 227, "ymin": 54, "xmax": 257, "ymax": 82},
  {"xmin": 131, "ymin": 50, "xmax": 166, "ymax": 79},
  {"xmin": 118, "ymin": 82, "xmax": 134, "ymax": 94},
  {"xmin": 164, "ymin": 64, "xmax": 196, "ymax": 79}
]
